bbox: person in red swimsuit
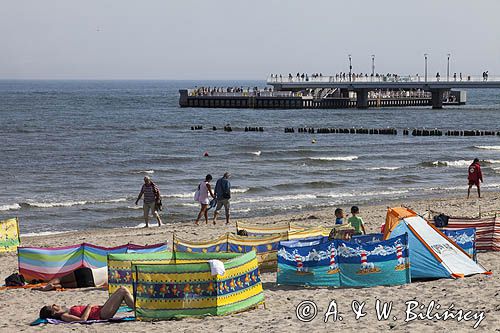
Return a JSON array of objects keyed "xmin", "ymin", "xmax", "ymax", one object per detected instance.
[
  {"xmin": 39, "ymin": 286, "xmax": 134, "ymax": 322},
  {"xmin": 467, "ymin": 158, "xmax": 483, "ymax": 199}
]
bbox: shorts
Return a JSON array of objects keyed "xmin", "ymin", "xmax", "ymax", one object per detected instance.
[
  {"xmin": 215, "ymin": 199, "xmax": 230, "ymax": 215},
  {"xmin": 468, "ymin": 180, "xmax": 479, "ymax": 187},
  {"xmin": 143, "ymin": 201, "xmax": 157, "ymax": 217}
]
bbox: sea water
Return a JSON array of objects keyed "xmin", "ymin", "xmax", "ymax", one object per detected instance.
[{"xmin": 0, "ymin": 80, "xmax": 499, "ymax": 234}]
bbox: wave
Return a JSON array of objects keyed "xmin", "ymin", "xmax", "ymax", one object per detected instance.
[
  {"xmin": 232, "ymin": 194, "xmax": 317, "ymax": 204},
  {"xmin": 367, "ymin": 166, "xmax": 400, "ymax": 171},
  {"xmin": 125, "ymin": 223, "xmax": 162, "ymax": 229},
  {"xmin": 22, "ymin": 230, "xmax": 74, "ymax": 237},
  {"xmin": 420, "ymin": 160, "xmax": 470, "ymax": 168},
  {"xmin": 273, "ymin": 181, "xmax": 341, "ymax": 190},
  {"xmin": 20, "ymin": 198, "xmax": 127, "ymax": 209},
  {"xmin": 168, "ymin": 193, "xmax": 193, "ymax": 199},
  {"xmin": 474, "ymin": 146, "xmax": 500, "ymax": 150},
  {"xmin": 308, "ymin": 155, "xmax": 358, "ymax": 161},
  {"xmin": 421, "ymin": 159, "xmax": 500, "ymax": 168},
  {"xmin": 131, "ymin": 169, "xmax": 155, "ymax": 174},
  {"xmin": 0, "ymin": 203, "xmax": 21, "ymax": 211},
  {"xmin": 250, "ymin": 151, "xmax": 262, "ymax": 156},
  {"xmin": 232, "ymin": 188, "xmax": 250, "ymax": 194}
]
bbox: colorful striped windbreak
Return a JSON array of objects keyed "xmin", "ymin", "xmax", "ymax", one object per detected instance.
[
  {"xmin": 0, "ymin": 218, "xmax": 20, "ymax": 253},
  {"xmin": 173, "ymin": 228, "xmax": 331, "ymax": 272},
  {"xmin": 132, "ymin": 251, "xmax": 264, "ymax": 320},
  {"xmin": 107, "ymin": 251, "xmax": 238, "ymax": 294},
  {"xmin": 443, "ymin": 216, "xmax": 499, "ymax": 251},
  {"xmin": 18, "ymin": 242, "xmax": 168, "ymax": 282},
  {"xmin": 235, "ymin": 222, "xmax": 305, "ymax": 236}
]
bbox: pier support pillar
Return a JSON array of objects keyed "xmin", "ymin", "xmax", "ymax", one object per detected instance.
[
  {"xmin": 430, "ymin": 89, "xmax": 446, "ymax": 109},
  {"xmin": 355, "ymin": 89, "xmax": 369, "ymax": 109},
  {"xmin": 179, "ymin": 89, "xmax": 188, "ymax": 107}
]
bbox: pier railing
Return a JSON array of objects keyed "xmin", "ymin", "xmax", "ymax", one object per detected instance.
[{"xmin": 267, "ymin": 74, "xmax": 499, "ymax": 84}]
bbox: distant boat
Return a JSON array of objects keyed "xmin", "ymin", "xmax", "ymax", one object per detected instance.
[{"xmin": 295, "ymin": 253, "xmax": 313, "ymax": 275}]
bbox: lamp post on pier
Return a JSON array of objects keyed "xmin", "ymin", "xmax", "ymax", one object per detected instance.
[
  {"xmin": 447, "ymin": 53, "xmax": 451, "ymax": 82},
  {"xmin": 424, "ymin": 53, "xmax": 428, "ymax": 82},
  {"xmin": 371, "ymin": 54, "xmax": 375, "ymax": 78},
  {"xmin": 348, "ymin": 54, "xmax": 352, "ymax": 82}
]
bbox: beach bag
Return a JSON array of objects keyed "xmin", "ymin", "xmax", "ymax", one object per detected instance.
[
  {"xmin": 155, "ymin": 198, "xmax": 163, "ymax": 211},
  {"xmin": 193, "ymin": 183, "xmax": 201, "ymax": 202},
  {"xmin": 5, "ymin": 273, "xmax": 25, "ymax": 287}
]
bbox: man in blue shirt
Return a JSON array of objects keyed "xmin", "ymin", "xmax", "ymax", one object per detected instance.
[{"xmin": 213, "ymin": 172, "xmax": 231, "ymax": 225}]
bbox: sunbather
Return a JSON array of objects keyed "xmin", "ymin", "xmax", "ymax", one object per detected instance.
[
  {"xmin": 39, "ymin": 286, "xmax": 133, "ymax": 322},
  {"xmin": 34, "ymin": 267, "xmax": 107, "ymax": 291}
]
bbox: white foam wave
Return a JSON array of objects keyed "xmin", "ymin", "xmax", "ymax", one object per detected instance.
[
  {"xmin": 26, "ymin": 198, "xmax": 127, "ymax": 208},
  {"xmin": 367, "ymin": 166, "xmax": 400, "ymax": 171},
  {"xmin": 132, "ymin": 170, "xmax": 155, "ymax": 174},
  {"xmin": 232, "ymin": 188, "xmax": 249, "ymax": 194},
  {"xmin": 485, "ymin": 159, "xmax": 500, "ymax": 164},
  {"xmin": 474, "ymin": 146, "xmax": 500, "ymax": 150},
  {"xmin": 233, "ymin": 194, "xmax": 317, "ymax": 204},
  {"xmin": 233, "ymin": 208, "xmax": 251, "ymax": 213},
  {"xmin": 126, "ymin": 223, "xmax": 162, "ymax": 229},
  {"xmin": 309, "ymin": 156, "xmax": 358, "ymax": 161},
  {"xmin": 168, "ymin": 193, "xmax": 192, "ymax": 199},
  {"xmin": 0, "ymin": 203, "xmax": 21, "ymax": 211},
  {"xmin": 250, "ymin": 151, "xmax": 262, "ymax": 156},
  {"xmin": 22, "ymin": 230, "xmax": 74, "ymax": 237},
  {"xmin": 432, "ymin": 160, "xmax": 470, "ymax": 168}
]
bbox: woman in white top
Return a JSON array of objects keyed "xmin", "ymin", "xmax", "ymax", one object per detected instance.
[{"xmin": 195, "ymin": 174, "xmax": 215, "ymax": 225}]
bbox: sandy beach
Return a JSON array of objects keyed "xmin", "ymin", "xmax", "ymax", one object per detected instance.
[{"xmin": 1, "ymin": 191, "xmax": 499, "ymax": 333}]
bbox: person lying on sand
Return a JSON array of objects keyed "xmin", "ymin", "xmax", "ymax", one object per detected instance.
[
  {"xmin": 39, "ymin": 286, "xmax": 133, "ymax": 322},
  {"xmin": 34, "ymin": 267, "xmax": 107, "ymax": 291}
]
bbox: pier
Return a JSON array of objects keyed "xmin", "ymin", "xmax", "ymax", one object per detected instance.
[
  {"xmin": 267, "ymin": 74, "xmax": 500, "ymax": 109},
  {"xmin": 179, "ymin": 74, "xmax": 500, "ymax": 109}
]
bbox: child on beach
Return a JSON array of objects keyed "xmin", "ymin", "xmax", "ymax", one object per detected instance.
[
  {"xmin": 334, "ymin": 208, "xmax": 345, "ymax": 225},
  {"xmin": 348, "ymin": 206, "xmax": 366, "ymax": 236},
  {"xmin": 328, "ymin": 208, "xmax": 346, "ymax": 240}
]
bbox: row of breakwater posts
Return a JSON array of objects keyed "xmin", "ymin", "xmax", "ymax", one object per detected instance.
[{"xmin": 193, "ymin": 126, "xmax": 500, "ymax": 136}]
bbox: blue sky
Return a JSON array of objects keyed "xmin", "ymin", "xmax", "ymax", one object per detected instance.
[{"xmin": 1, "ymin": 0, "xmax": 499, "ymax": 79}]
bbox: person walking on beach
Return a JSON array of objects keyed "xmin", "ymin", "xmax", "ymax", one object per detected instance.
[
  {"xmin": 467, "ymin": 158, "xmax": 483, "ymax": 199},
  {"xmin": 195, "ymin": 174, "xmax": 215, "ymax": 225},
  {"xmin": 135, "ymin": 176, "xmax": 163, "ymax": 227},
  {"xmin": 213, "ymin": 172, "xmax": 231, "ymax": 225}
]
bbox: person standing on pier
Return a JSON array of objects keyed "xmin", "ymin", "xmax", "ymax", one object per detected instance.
[
  {"xmin": 135, "ymin": 176, "xmax": 163, "ymax": 227},
  {"xmin": 467, "ymin": 158, "xmax": 483, "ymax": 199}
]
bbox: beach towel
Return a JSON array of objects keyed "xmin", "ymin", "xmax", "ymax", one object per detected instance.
[
  {"xmin": 30, "ymin": 306, "xmax": 134, "ymax": 326},
  {"xmin": 30, "ymin": 316, "xmax": 135, "ymax": 326}
]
